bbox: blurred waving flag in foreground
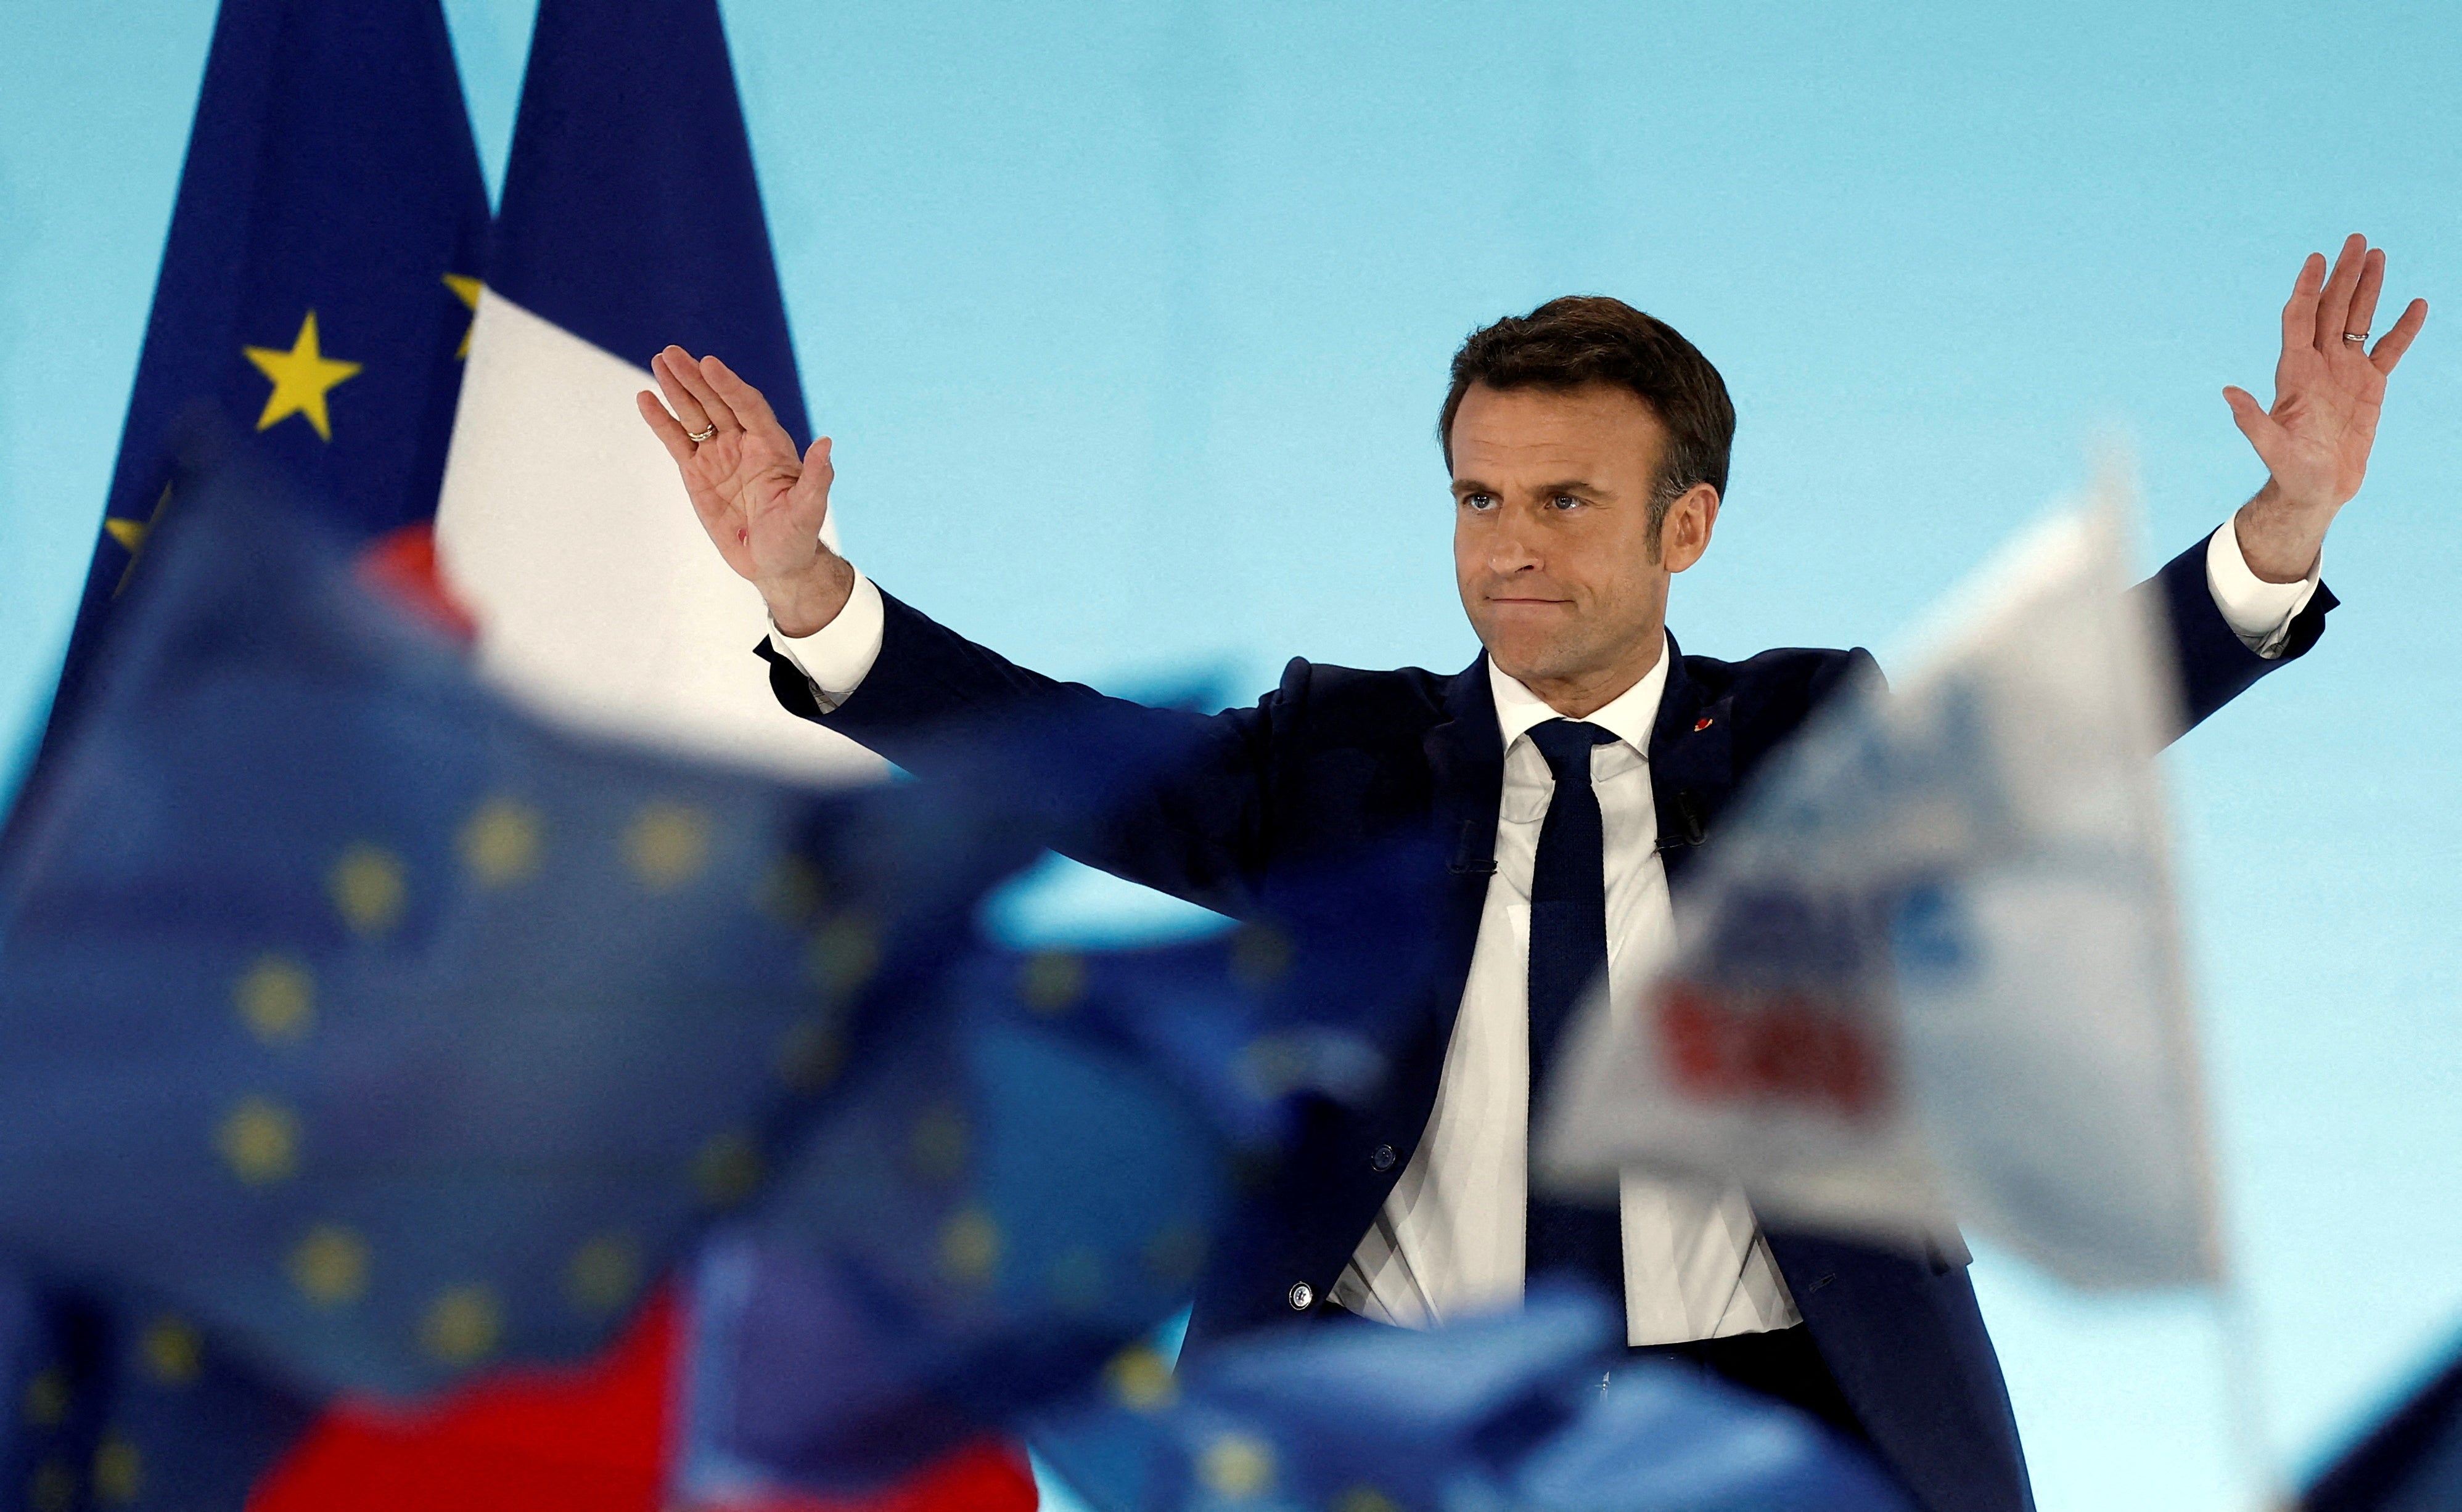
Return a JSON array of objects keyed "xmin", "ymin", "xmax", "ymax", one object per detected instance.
[
  {"xmin": 1540, "ymin": 477, "xmax": 2223, "ymax": 1289},
  {"xmin": 679, "ymin": 877, "xmax": 1444, "ymax": 1501},
  {"xmin": 0, "ymin": 458, "xmax": 1067, "ymax": 1500},
  {"xmin": 0, "ymin": 472, "xmax": 981, "ymax": 1402},
  {"xmin": 1027, "ymin": 1286, "xmax": 1912, "ymax": 1512},
  {"xmin": 0, "ymin": 457, "xmax": 1456, "ymax": 1505}
]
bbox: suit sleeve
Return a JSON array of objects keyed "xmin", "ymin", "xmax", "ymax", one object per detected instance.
[
  {"xmin": 758, "ymin": 589, "xmax": 1286, "ymax": 917},
  {"xmin": 2136, "ymin": 534, "xmax": 2337, "ymax": 738}
]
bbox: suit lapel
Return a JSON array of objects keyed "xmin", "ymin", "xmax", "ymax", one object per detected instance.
[
  {"xmin": 1644, "ymin": 632, "xmax": 1735, "ymax": 891},
  {"xmin": 1420, "ymin": 653, "xmax": 1504, "ymax": 1026}
]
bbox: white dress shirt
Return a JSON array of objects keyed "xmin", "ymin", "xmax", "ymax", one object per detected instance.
[
  {"xmin": 768, "ymin": 520, "xmax": 2319, "ymax": 1344},
  {"xmin": 1328, "ymin": 647, "xmax": 1810, "ymax": 1344}
]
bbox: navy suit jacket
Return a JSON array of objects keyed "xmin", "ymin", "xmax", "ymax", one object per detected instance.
[{"xmin": 760, "ymin": 535, "xmax": 2334, "ymax": 1512}]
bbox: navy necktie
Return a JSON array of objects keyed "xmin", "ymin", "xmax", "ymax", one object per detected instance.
[{"xmin": 1524, "ymin": 717, "xmax": 1626, "ymax": 1299}]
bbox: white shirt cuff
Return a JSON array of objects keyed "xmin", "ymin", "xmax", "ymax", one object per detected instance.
[
  {"xmin": 767, "ymin": 569, "xmax": 885, "ymax": 713},
  {"xmin": 2206, "ymin": 520, "xmax": 2319, "ymax": 660}
]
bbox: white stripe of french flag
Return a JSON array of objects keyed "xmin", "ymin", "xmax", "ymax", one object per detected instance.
[{"xmin": 435, "ymin": 0, "xmax": 875, "ymax": 784}]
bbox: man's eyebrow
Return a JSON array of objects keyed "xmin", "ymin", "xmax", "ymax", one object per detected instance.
[
  {"xmin": 1533, "ymin": 478, "xmax": 1613, "ymax": 499},
  {"xmin": 1449, "ymin": 476, "xmax": 1617, "ymax": 499}
]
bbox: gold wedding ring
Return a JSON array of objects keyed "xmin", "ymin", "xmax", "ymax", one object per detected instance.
[
  {"xmin": 686, "ymin": 423, "xmax": 718, "ymax": 443},
  {"xmin": 2342, "ymin": 331, "xmax": 2368, "ymax": 345}
]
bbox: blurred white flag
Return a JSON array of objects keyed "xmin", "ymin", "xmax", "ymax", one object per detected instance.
[{"xmin": 1537, "ymin": 476, "xmax": 2223, "ymax": 1289}]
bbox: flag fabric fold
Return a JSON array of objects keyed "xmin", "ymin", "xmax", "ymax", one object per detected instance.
[
  {"xmin": 679, "ymin": 855, "xmax": 1450, "ymax": 1498},
  {"xmin": 1539, "ymin": 482, "xmax": 2223, "ymax": 1289},
  {"xmin": 1027, "ymin": 1286, "xmax": 1913, "ymax": 1512},
  {"xmin": 0, "ymin": 1279, "xmax": 316, "ymax": 1512}
]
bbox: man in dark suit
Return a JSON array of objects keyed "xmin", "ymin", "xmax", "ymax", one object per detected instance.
[{"xmin": 636, "ymin": 236, "xmax": 2426, "ymax": 1512}]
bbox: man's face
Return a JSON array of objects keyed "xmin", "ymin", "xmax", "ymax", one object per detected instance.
[{"xmin": 1450, "ymin": 381, "xmax": 1711, "ymax": 708}]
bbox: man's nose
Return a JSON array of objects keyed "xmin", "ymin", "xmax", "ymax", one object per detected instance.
[{"xmin": 1487, "ymin": 515, "xmax": 1543, "ymax": 575}]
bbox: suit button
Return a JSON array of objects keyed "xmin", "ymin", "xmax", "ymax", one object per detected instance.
[
  {"xmin": 1287, "ymin": 1281, "xmax": 1315, "ymax": 1311},
  {"xmin": 1369, "ymin": 1143, "xmax": 1397, "ymax": 1172}
]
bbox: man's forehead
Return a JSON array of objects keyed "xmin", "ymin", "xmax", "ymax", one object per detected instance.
[{"xmin": 1449, "ymin": 382, "xmax": 1665, "ymax": 477}]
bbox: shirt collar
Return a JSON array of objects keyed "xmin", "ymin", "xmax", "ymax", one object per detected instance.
[{"xmin": 1486, "ymin": 634, "xmax": 1673, "ymax": 757}]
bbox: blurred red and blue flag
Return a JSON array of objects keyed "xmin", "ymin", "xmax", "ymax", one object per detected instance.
[
  {"xmin": 0, "ymin": 2, "xmax": 485, "ymax": 1503},
  {"xmin": 0, "ymin": 456, "xmax": 1053, "ymax": 1507}
]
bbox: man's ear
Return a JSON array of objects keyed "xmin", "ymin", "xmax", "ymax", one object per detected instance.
[{"xmin": 1660, "ymin": 484, "xmax": 1720, "ymax": 573}]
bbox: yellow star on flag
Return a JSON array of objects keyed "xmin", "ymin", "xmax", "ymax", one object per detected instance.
[
  {"xmin": 244, "ymin": 311, "xmax": 361, "ymax": 441},
  {"xmin": 105, "ymin": 482, "xmax": 173, "ymax": 596},
  {"xmin": 443, "ymin": 274, "xmax": 482, "ymax": 359}
]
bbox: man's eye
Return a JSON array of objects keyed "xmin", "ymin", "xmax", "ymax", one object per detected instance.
[
  {"xmin": 1551, "ymin": 494, "xmax": 1581, "ymax": 510},
  {"xmin": 1463, "ymin": 494, "xmax": 1496, "ymax": 511}
]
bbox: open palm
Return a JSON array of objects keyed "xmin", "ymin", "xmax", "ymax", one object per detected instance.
[
  {"xmin": 637, "ymin": 346, "xmax": 832, "ymax": 588},
  {"xmin": 2225, "ymin": 235, "xmax": 2429, "ymax": 515}
]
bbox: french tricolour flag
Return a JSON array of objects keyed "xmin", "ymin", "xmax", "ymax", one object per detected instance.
[
  {"xmin": 433, "ymin": 0, "xmax": 872, "ymax": 782},
  {"xmin": 393, "ymin": 2, "xmax": 1029, "ymax": 1507}
]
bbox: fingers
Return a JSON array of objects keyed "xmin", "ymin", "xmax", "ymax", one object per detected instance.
[
  {"xmin": 636, "ymin": 389, "xmax": 700, "ymax": 466},
  {"xmin": 792, "ymin": 436, "xmax": 836, "ymax": 528},
  {"xmin": 657, "ymin": 345, "xmax": 741, "ymax": 435},
  {"xmin": 2312, "ymin": 234, "xmax": 2369, "ymax": 351},
  {"xmin": 2223, "ymin": 386, "xmax": 2286, "ymax": 465},
  {"xmin": 651, "ymin": 349, "xmax": 718, "ymax": 436},
  {"xmin": 702, "ymin": 354, "xmax": 782, "ymax": 439},
  {"xmin": 2345, "ymin": 247, "xmax": 2388, "ymax": 344},
  {"xmin": 2280, "ymin": 252, "xmax": 2326, "ymax": 352},
  {"xmin": 2371, "ymin": 296, "xmax": 2430, "ymax": 374}
]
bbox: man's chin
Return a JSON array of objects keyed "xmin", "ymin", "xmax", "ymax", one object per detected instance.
[{"xmin": 1478, "ymin": 641, "xmax": 1572, "ymax": 687}]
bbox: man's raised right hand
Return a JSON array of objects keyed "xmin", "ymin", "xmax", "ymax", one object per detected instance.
[{"xmin": 637, "ymin": 346, "xmax": 855, "ymax": 635}]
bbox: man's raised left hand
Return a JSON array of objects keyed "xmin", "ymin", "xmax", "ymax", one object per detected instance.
[{"xmin": 2226, "ymin": 233, "xmax": 2429, "ymax": 582}]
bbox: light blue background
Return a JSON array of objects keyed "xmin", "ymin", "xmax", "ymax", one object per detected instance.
[{"xmin": 2, "ymin": 2, "xmax": 2455, "ymax": 1506}]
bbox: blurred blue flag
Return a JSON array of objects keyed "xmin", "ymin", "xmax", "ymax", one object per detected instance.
[
  {"xmin": 679, "ymin": 864, "xmax": 1448, "ymax": 1500},
  {"xmin": 1025, "ymin": 1286, "xmax": 1913, "ymax": 1512},
  {"xmin": 40, "ymin": 0, "xmax": 487, "ymax": 754},
  {"xmin": 2305, "ymin": 1336, "xmax": 2462, "ymax": 1512},
  {"xmin": 0, "ymin": 463, "xmax": 1058, "ymax": 1416},
  {"xmin": 0, "ymin": 1281, "xmax": 314, "ymax": 1512}
]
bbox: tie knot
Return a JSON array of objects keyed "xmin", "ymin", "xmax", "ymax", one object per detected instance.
[{"xmin": 1528, "ymin": 719, "xmax": 1615, "ymax": 782}]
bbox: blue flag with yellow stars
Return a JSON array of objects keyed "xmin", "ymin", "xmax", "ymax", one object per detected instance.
[
  {"xmin": 38, "ymin": 0, "xmax": 487, "ymax": 755},
  {"xmin": 1025, "ymin": 1286, "xmax": 1914, "ymax": 1512},
  {"xmin": 677, "ymin": 862, "xmax": 1451, "ymax": 1500},
  {"xmin": 0, "ymin": 457, "xmax": 1095, "ymax": 1420},
  {"xmin": 0, "ymin": 1281, "xmax": 314, "ymax": 1512}
]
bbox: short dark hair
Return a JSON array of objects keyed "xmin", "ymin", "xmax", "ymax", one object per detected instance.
[{"xmin": 1439, "ymin": 295, "xmax": 1735, "ymax": 533}]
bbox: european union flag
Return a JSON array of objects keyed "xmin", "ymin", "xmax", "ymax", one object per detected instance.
[
  {"xmin": 1027, "ymin": 1287, "xmax": 1914, "ymax": 1512},
  {"xmin": 682, "ymin": 968, "xmax": 1233, "ymax": 1498},
  {"xmin": 679, "ymin": 860, "xmax": 1450, "ymax": 1500},
  {"xmin": 41, "ymin": 0, "xmax": 488, "ymax": 748},
  {"xmin": 0, "ymin": 465, "xmax": 1051, "ymax": 1414},
  {"xmin": 0, "ymin": 1282, "xmax": 314, "ymax": 1512}
]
